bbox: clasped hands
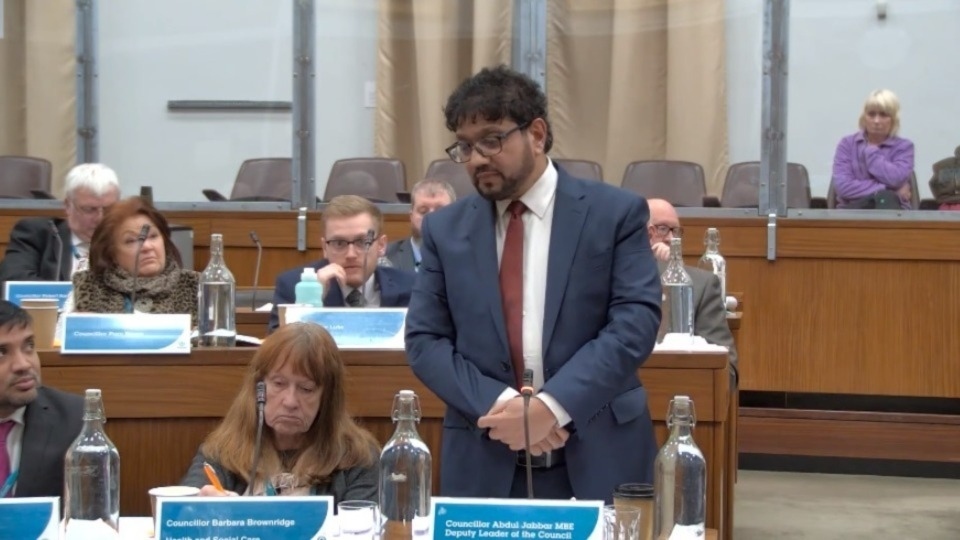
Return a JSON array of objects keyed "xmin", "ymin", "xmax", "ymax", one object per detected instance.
[{"xmin": 477, "ymin": 396, "xmax": 569, "ymax": 455}]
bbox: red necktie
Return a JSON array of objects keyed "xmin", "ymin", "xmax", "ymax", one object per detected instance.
[
  {"xmin": 500, "ymin": 201, "xmax": 527, "ymax": 389},
  {"xmin": 0, "ymin": 420, "xmax": 13, "ymax": 492}
]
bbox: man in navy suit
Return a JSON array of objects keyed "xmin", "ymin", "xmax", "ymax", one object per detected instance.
[
  {"xmin": 268, "ymin": 195, "xmax": 416, "ymax": 332},
  {"xmin": 0, "ymin": 300, "xmax": 83, "ymax": 500},
  {"xmin": 405, "ymin": 65, "xmax": 662, "ymax": 502}
]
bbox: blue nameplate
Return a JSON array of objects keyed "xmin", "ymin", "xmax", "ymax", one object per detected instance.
[
  {"xmin": 3, "ymin": 281, "xmax": 72, "ymax": 310},
  {"xmin": 284, "ymin": 307, "xmax": 407, "ymax": 349},
  {"xmin": 0, "ymin": 497, "xmax": 59, "ymax": 539},
  {"xmin": 61, "ymin": 313, "xmax": 191, "ymax": 354},
  {"xmin": 432, "ymin": 497, "xmax": 604, "ymax": 540},
  {"xmin": 157, "ymin": 496, "xmax": 333, "ymax": 540}
]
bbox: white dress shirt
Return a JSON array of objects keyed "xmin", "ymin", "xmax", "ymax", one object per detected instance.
[
  {"xmin": 494, "ymin": 159, "xmax": 572, "ymax": 427},
  {"xmin": 70, "ymin": 237, "xmax": 89, "ymax": 277},
  {"xmin": 1, "ymin": 407, "xmax": 27, "ymax": 494}
]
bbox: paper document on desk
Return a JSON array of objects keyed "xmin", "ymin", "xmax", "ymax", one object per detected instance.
[{"xmin": 654, "ymin": 333, "xmax": 729, "ymax": 353}]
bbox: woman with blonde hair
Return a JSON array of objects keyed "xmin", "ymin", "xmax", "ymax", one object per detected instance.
[
  {"xmin": 831, "ymin": 89, "xmax": 915, "ymax": 209},
  {"xmin": 180, "ymin": 323, "xmax": 379, "ymax": 501}
]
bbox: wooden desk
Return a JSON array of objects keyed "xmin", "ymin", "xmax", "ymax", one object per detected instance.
[{"xmin": 40, "ymin": 349, "xmax": 733, "ymax": 538}]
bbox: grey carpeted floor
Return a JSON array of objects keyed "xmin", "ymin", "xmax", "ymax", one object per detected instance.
[{"xmin": 734, "ymin": 470, "xmax": 960, "ymax": 539}]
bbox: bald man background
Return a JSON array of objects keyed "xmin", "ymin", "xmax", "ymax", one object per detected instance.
[{"xmin": 647, "ymin": 199, "xmax": 738, "ymax": 378}]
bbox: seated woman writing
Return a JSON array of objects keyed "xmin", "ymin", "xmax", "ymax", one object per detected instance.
[
  {"xmin": 180, "ymin": 322, "xmax": 379, "ymax": 502},
  {"xmin": 57, "ymin": 196, "xmax": 199, "ymax": 331}
]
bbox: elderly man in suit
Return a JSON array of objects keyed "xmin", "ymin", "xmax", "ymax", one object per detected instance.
[
  {"xmin": 0, "ymin": 163, "xmax": 120, "ymax": 288},
  {"xmin": 0, "ymin": 300, "xmax": 83, "ymax": 498},
  {"xmin": 647, "ymin": 198, "xmax": 738, "ymax": 377},
  {"xmin": 268, "ymin": 195, "xmax": 416, "ymax": 332},
  {"xmin": 385, "ymin": 179, "xmax": 456, "ymax": 272},
  {"xmin": 405, "ymin": 65, "xmax": 662, "ymax": 502}
]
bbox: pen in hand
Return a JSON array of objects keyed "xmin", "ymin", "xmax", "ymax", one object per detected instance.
[{"xmin": 203, "ymin": 462, "xmax": 225, "ymax": 494}]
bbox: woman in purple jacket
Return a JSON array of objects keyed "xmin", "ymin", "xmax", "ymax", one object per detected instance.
[{"xmin": 831, "ymin": 89, "xmax": 915, "ymax": 209}]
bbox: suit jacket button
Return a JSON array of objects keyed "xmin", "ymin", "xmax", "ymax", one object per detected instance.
[{"xmin": 500, "ymin": 362, "xmax": 510, "ymax": 372}]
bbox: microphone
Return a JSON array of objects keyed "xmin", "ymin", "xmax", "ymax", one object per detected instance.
[
  {"xmin": 358, "ymin": 229, "xmax": 376, "ymax": 308},
  {"xmin": 129, "ymin": 224, "xmax": 150, "ymax": 313},
  {"xmin": 248, "ymin": 380, "xmax": 267, "ymax": 493},
  {"xmin": 249, "ymin": 231, "xmax": 263, "ymax": 310},
  {"xmin": 48, "ymin": 220, "xmax": 64, "ymax": 281},
  {"xmin": 521, "ymin": 368, "xmax": 535, "ymax": 499}
]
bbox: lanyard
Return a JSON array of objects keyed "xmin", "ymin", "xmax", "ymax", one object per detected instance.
[{"xmin": 0, "ymin": 470, "xmax": 18, "ymax": 498}]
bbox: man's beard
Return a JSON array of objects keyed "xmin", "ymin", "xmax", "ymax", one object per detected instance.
[{"xmin": 473, "ymin": 144, "xmax": 536, "ymax": 201}]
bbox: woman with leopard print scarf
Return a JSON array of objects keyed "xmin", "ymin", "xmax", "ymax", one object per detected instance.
[{"xmin": 56, "ymin": 197, "xmax": 199, "ymax": 336}]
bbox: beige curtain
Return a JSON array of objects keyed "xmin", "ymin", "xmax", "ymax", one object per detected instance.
[
  {"xmin": 547, "ymin": 0, "xmax": 729, "ymax": 193},
  {"xmin": 375, "ymin": 0, "xmax": 512, "ymax": 187},
  {"xmin": 0, "ymin": 0, "xmax": 76, "ymax": 195}
]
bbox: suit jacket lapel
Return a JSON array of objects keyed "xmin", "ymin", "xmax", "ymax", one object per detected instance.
[
  {"xmin": 58, "ymin": 223, "xmax": 73, "ymax": 281},
  {"xmin": 542, "ymin": 175, "xmax": 587, "ymax": 354},
  {"xmin": 402, "ymin": 239, "xmax": 417, "ymax": 272},
  {"xmin": 376, "ymin": 267, "xmax": 397, "ymax": 306},
  {"xmin": 468, "ymin": 198, "xmax": 510, "ymax": 355},
  {"xmin": 18, "ymin": 390, "xmax": 54, "ymax": 495}
]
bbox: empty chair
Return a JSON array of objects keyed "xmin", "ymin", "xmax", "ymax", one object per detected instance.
[
  {"xmin": 554, "ymin": 158, "xmax": 603, "ymax": 181},
  {"xmin": 323, "ymin": 158, "xmax": 406, "ymax": 203},
  {"xmin": 0, "ymin": 156, "xmax": 52, "ymax": 198},
  {"xmin": 621, "ymin": 160, "xmax": 706, "ymax": 207},
  {"xmin": 203, "ymin": 158, "xmax": 292, "ymax": 202},
  {"xmin": 826, "ymin": 171, "xmax": 919, "ymax": 209},
  {"xmin": 721, "ymin": 162, "xmax": 812, "ymax": 208},
  {"xmin": 425, "ymin": 159, "xmax": 475, "ymax": 199}
]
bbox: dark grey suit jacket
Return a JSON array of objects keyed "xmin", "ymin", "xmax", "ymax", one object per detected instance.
[
  {"xmin": 385, "ymin": 237, "xmax": 418, "ymax": 273},
  {"xmin": 0, "ymin": 217, "xmax": 73, "ymax": 289},
  {"xmin": 659, "ymin": 261, "xmax": 739, "ymax": 376},
  {"xmin": 16, "ymin": 386, "xmax": 84, "ymax": 498}
]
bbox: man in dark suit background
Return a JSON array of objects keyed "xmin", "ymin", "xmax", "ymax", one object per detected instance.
[
  {"xmin": 0, "ymin": 300, "xmax": 83, "ymax": 498},
  {"xmin": 405, "ymin": 65, "xmax": 662, "ymax": 502},
  {"xmin": 268, "ymin": 195, "xmax": 416, "ymax": 332},
  {"xmin": 647, "ymin": 198, "xmax": 738, "ymax": 378},
  {"xmin": 0, "ymin": 163, "xmax": 120, "ymax": 288},
  {"xmin": 385, "ymin": 178, "xmax": 456, "ymax": 272}
]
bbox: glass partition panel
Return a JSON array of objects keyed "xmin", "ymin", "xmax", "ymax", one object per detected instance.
[
  {"xmin": 99, "ymin": 0, "xmax": 293, "ymax": 203},
  {"xmin": 788, "ymin": 0, "xmax": 959, "ymax": 214}
]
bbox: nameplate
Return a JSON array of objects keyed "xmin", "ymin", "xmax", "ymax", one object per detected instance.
[
  {"xmin": 431, "ymin": 497, "xmax": 604, "ymax": 540},
  {"xmin": 0, "ymin": 497, "xmax": 59, "ymax": 539},
  {"xmin": 156, "ymin": 496, "xmax": 333, "ymax": 540},
  {"xmin": 61, "ymin": 313, "xmax": 191, "ymax": 354},
  {"xmin": 3, "ymin": 281, "xmax": 73, "ymax": 310},
  {"xmin": 284, "ymin": 307, "xmax": 407, "ymax": 349}
]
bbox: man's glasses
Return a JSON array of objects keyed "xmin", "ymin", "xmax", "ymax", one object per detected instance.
[
  {"xmin": 324, "ymin": 236, "xmax": 375, "ymax": 253},
  {"xmin": 445, "ymin": 122, "xmax": 531, "ymax": 163},
  {"xmin": 651, "ymin": 224, "xmax": 683, "ymax": 238},
  {"xmin": 70, "ymin": 202, "xmax": 111, "ymax": 217}
]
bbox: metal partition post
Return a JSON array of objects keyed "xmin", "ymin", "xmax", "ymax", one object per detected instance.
[
  {"xmin": 292, "ymin": 0, "xmax": 317, "ymax": 209},
  {"xmin": 511, "ymin": 0, "xmax": 547, "ymax": 90},
  {"xmin": 760, "ymin": 0, "xmax": 789, "ymax": 218},
  {"xmin": 76, "ymin": 0, "xmax": 99, "ymax": 163}
]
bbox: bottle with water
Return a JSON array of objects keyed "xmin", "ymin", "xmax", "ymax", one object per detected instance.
[
  {"xmin": 380, "ymin": 390, "xmax": 432, "ymax": 539},
  {"xmin": 697, "ymin": 228, "xmax": 727, "ymax": 302},
  {"xmin": 294, "ymin": 267, "xmax": 324, "ymax": 307},
  {"xmin": 661, "ymin": 238, "xmax": 693, "ymax": 336},
  {"xmin": 64, "ymin": 389, "xmax": 120, "ymax": 533},
  {"xmin": 653, "ymin": 395, "xmax": 706, "ymax": 540},
  {"xmin": 198, "ymin": 233, "xmax": 236, "ymax": 346}
]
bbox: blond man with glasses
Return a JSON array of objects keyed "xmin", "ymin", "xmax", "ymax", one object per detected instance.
[
  {"xmin": 0, "ymin": 164, "xmax": 120, "ymax": 287},
  {"xmin": 267, "ymin": 195, "xmax": 416, "ymax": 333}
]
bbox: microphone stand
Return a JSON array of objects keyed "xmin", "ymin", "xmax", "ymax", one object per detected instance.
[
  {"xmin": 358, "ymin": 229, "xmax": 375, "ymax": 308},
  {"xmin": 248, "ymin": 381, "xmax": 266, "ymax": 494},
  {"xmin": 48, "ymin": 220, "xmax": 63, "ymax": 281},
  {"xmin": 249, "ymin": 231, "xmax": 263, "ymax": 310},
  {"xmin": 521, "ymin": 368, "xmax": 535, "ymax": 499},
  {"xmin": 130, "ymin": 224, "xmax": 150, "ymax": 313}
]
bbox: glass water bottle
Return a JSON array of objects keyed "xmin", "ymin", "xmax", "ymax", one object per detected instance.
[
  {"xmin": 697, "ymin": 228, "xmax": 727, "ymax": 302},
  {"xmin": 64, "ymin": 389, "xmax": 120, "ymax": 533},
  {"xmin": 380, "ymin": 390, "xmax": 432, "ymax": 539},
  {"xmin": 661, "ymin": 238, "xmax": 694, "ymax": 336},
  {"xmin": 653, "ymin": 395, "xmax": 706, "ymax": 539},
  {"xmin": 198, "ymin": 233, "xmax": 236, "ymax": 346}
]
